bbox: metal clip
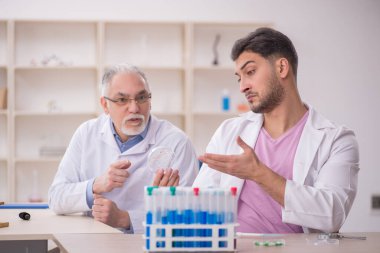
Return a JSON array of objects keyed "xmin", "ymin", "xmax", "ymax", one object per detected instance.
[{"xmin": 321, "ymin": 233, "xmax": 367, "ymax": 240}]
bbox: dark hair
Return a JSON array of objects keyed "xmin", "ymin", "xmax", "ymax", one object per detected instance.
[{"xmin": 231, "ymin": 27, "xmax": 298, "ymax": 77}]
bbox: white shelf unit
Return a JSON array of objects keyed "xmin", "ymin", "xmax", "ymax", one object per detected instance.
[
  {"xmin": 0, "ymin": 20, "xmax": 266, "ymax": 202},
  {"xmin": 0, "ymin": 20, "xmax": 8, "ymax": 201}
]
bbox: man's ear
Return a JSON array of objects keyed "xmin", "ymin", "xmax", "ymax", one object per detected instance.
[
  {"xmin": 100, "ymin": 97, "xmax": 109, "ymax": 114},
  {"xmin": 277, "ymin": 58, "xmax": 290, "ymax": 78}
]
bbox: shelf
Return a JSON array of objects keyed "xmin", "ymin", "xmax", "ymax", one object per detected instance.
[
  {"xmin": 14, "ymin": 65, "xmax": 97, "ymax": 70},
  {"xmin": 15, "ymin": 157, "xmax": 62, "ymax": 163},
  {"xmin": 0, "ymin": 22, "xmax": 6, "ymax": 67},
  {"xmin": 152, "ymin": 112, "xmax": 185, "ymax": 117},
  {"xmin": 104, "ymin": 23, "xmax": 184, "ymax": 67},
  {"xmin": 105, "ymin": 65, "xmax": 185, "ymax": 71},
  {"xmin": 193, "ymin": 111, "xmax": 241, "ymax": 117},
  {"xmin": 193, "ymin": 66, "xmax": 234, "ymax": 71},
  {"xmin": 14, "ymin": 21, "xmax": 97, "ymax": 67},
  {"xmin": 14, "ymin": 68, "xmax": 97, "ymax": 113},
  {"xmin": 14, "ymin": 111, "xmax": 97, "ymax": 117}
]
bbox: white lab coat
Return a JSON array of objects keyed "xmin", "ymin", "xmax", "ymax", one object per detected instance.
[
  {"xmin": 48, "ymin": 114, "xmax": 198, "ymax": 233},
  {"xmin": 193, "ymin": 105, "xmax": 359, "ymax": 233}
]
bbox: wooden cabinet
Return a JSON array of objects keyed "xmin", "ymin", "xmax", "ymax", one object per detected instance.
[{"xmin": 0, "ymin": 20, "xmax": 264, "ymax": 202}]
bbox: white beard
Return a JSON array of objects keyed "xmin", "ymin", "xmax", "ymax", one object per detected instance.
[{"xmin": 120, "ymin": 114, "xmax": 146, "ymax": 136}]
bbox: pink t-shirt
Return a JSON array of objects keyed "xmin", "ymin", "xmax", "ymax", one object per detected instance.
[{"xmin": 237, "ymin": 111, "xmax": 309, "ymax": 233}]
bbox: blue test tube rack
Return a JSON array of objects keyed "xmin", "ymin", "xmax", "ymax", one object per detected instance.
[{"xmin": 143, "ymin": 186, "xmax": 238, "ymax": 252}]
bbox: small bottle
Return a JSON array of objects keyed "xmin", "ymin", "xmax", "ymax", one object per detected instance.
[{"xmin": 222, "ymin": 89, "xmax": 230, "ymax": 112}]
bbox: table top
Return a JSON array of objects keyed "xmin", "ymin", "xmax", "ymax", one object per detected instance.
[
  {"xmin": 0, "ymin": 208, "xmax": 121, "ymax": 239},
  {"xmin": 1, "ymin": 209, "xmax": 379, "ymax": 252},
  {"xmin": 53, "ymin": 232, "xmax": 380, "ymax": 253}
]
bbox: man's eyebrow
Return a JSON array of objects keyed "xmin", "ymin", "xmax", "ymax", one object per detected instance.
[
  {"xmin": 116, "ymin": 92, "xmax": 127, "ymax": 97},
  {"xmin": 116, "ymin": 90, "xmax": 148, "ymax": 97},
  {"xmin": 240, "ymin": 60, "xmax": 255, "ymax": 71},
  {"xmin": 235, "ymin": 60, "xmax": 256, "ymax": 76}
]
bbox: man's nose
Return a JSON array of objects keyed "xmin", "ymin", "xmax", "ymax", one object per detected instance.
[
  {"xmin": 127, "ymin": 100, "xmax": 140, "ymax": 113},
  {"xmin": 239, "ymin": 77, "xmax": 251, "ymax": 93}
]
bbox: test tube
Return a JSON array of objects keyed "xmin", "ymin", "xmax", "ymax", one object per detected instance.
[
  {"xmin": 153, "ymin": 187, "xmax": 165, "ymax": 248},
  {"xmin": 200, "ymin": 188, "xmax": 209, "ymax": 247},
  {"xmin": 167, "ymin": 186, "xmax": 179, "ymax": 248},
  {"xmin": 168, "ymin": 186, "xmax": 177, "ymax": 224},
  {"xmin": 145, "ymin": 186, "xmax": 154, "ymax": 226},
  {"xmin": 207, "ymin": 189, "xmax": 217, "ymax": 225},
  {"xmin": 175, "ymin": 187, "xmax": 184, "ymax": 248},
  {"xmin": 216, "ymin": 189, "xmax": 226, "ymax": 225},
  {"xmin": 230, "ymin": 187, "xmax": 238, "ymax": 223},
  {"xmin": 203, "ymin": 189, "xmax": 214, "ymax": 247},
  {"xmin": 161, "ymin": 187, "xmax": 169, "ymax": 225},
  {"xmin": 184, "ymin": 188, "xmax": 194, "ymax": 247},
  {"xmin": 193, "ymin": 187, "xmax": 201, "ymax": 248},
  {"xmin": 217, "ymin": 189, "xmax": 227, "ymax": 248},
  {"xmin": 145, "ymin": 186, "xmax": 154, "ymax": 250}
]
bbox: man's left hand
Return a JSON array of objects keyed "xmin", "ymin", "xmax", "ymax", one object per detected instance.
[
  {"xmin": 152, "ymin": 168, "xmax": 179, "ymax": 186},
  {"xmin": 199, "ymin": 136, "xmax": 286, "ymax": 206},
  {"xmin": 198, "ymin": 136, "xmax": 263, "ymax": 181},
  {"xmin": 92, "ymin": 194, "xmax": 131, "ymax": 228}
]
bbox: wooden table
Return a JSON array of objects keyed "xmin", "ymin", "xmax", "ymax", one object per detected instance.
[
  {"xmin": 53, "ymin": 232, "xmax": 380, "ymax": 253},
  {"xmin": 0, "ymin": 208, "xmax": 121, "ymax": 252}
]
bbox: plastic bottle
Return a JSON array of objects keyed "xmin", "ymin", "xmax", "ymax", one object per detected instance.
[{"xmin": 222, "ymin": 89, "xmax": 230, "ymax": 112}]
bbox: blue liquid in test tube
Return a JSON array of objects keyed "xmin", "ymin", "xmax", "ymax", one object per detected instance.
[
  {"xmin": 217, "ymin": 189, "xmax": 227, "ymax": 248},
  {"xmin": 184, "ymin": 188, "xmax": 194, "ymax": 247},
  {"xmin": 193, "ymin": 187, "xmax": 201, "ymax": 248},
  {"xmin": 167, "ymin": 186, "xmax": 180, "ymax": 248},
  {"xmin": 145, "ymin": 186, "xmax": 154, "ymax": 250},
  {"xmin": 175, "ymin": 187, "xmax": 183, "ymax": 248}
]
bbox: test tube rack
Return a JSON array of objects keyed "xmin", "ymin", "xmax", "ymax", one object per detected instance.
[
  {"xmin": 143, "ymin": 223, "xmax": 237, "ymax": 252},
  {"xmin": 143, "ymin": 186, "xmax": 238, "ymax": 252}
]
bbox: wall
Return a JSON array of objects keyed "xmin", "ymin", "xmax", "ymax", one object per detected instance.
[{"xmin": 1, "ymin": 0, "xmax": 380, "ymax": 232}]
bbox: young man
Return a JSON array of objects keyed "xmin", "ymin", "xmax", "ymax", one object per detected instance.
[
  {"xmin": 194, "ymin": 27, "xmax": 359, "ymax": 233},
  {"xmin": 49, "ymin": 64, "xmax": 198, "ymax": 233}
]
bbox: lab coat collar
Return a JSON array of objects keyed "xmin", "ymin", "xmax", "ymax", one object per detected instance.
[
  {"xmin": 238, "ymin": 104, "xmax": 335, "ymax": 184},
  {"xmin": 239, "ymin": 111, "xmax": 263, "ymax": 149},
  {"xmin": 293, "ymin": 104, "xmax": 334, "ymax": 183},
  {"xmin": 100, "ymin": 114, "xmax": 120, "ymax": 152}
]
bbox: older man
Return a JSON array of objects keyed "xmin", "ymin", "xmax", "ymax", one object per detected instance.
[{"xmin": 49, "ymin": 63, "xmax": 198, "ymax": 233}]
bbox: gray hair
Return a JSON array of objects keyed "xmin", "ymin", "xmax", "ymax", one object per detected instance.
[{"xmin": 101, "ymin": 63, "xmax": 150, "ymax": 96}]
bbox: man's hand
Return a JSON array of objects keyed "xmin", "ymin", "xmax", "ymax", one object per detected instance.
[
  {"xmin": 199, "ymin": 136, "xmax": 286, "ymax": 206},
  {"xmin": 152, "ymin": 168, "xmax": 179, "ymax": 186},
  {"xmin": 92, "ymin": 194, "xmax": 131, "ymax": 228},
  {"xmin": 93, "ymin": 160, "xmax": 131, "ymax": 194},
  {"xmin": 199, "ymin": 136, "xmax": 262, "ymax": 181}
]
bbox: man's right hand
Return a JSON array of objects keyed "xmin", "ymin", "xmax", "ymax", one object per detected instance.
[{"xmin": 93, "ymin": 160, "xmax": 131, "ymax": 194}]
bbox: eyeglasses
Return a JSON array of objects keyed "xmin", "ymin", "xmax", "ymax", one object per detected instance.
[{"xmin": 104, "ymin": 93, "xmax": 151, "ymax": 106}]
